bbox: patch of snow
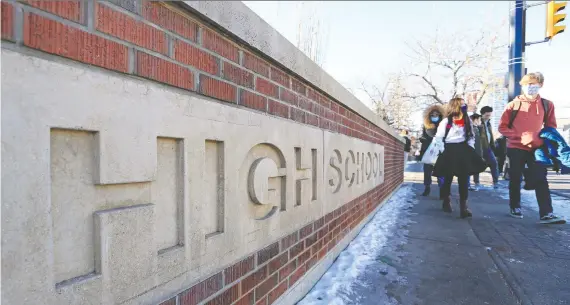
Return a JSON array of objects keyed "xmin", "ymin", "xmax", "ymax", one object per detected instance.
[
  {"xmin": 297, "ymin": 185, "xmax": 417, "ymax": 305},
  {"xmin": 506, "ymin": 258, "xmax": 524, "ymax": 264}
]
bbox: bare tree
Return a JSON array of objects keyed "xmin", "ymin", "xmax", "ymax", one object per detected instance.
[
  {"xmin": 295, "ymin": 1, "xmax": 329, "ymax": 67},
  {"xmin": 360, "ymin": 74, "xmax": 414, "ymax": 130},
  {"xmin": 403, "ymin": 24, "xmax": 508, "ymax": 109}
]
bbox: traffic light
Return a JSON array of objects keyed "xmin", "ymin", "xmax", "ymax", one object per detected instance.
[{"xmin": 547, "ymin": 1, "xmax": 566, "ymax": 39}]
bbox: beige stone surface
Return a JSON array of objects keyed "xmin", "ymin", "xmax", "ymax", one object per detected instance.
[{"xmin": 1, "ymin": 48, "xmax": 388, "ymax": 305}]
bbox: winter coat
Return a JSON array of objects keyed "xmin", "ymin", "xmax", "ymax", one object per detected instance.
[
  {"xmin": 535, "ymin": 127, "xmax": 570, "ymax": 174},
  {"xmin": 480, "ymin": 120, "xmax": 495, "ymax": 153},
  {"xmin": 419, "ymin": 104, "xmax": 444, "ymax": 159}
]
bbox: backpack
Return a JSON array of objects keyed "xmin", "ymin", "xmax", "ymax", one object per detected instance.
[{"xmin": 507, "ymin": 98, "xmax": 551, "ymax": 129}]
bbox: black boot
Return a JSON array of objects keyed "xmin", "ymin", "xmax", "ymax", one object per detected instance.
[
  {"xmin": 460, "ymin": 199, "xmax": 472, "ymax": 219},
  {"xmin": 439, "ymin": 187, "xmax": 444, "ymax": 200},
  {"xmin": 442, "ymin": 196, "xmax": 452, "ymax": 213},
  {"xmin": 421, "ymin": 186, "xmax": 430, "ymax": 196}
]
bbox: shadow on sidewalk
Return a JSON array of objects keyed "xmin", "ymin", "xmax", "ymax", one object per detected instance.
[{"xmin": 389, "ymin": 163, "xmax": 570, "ymax": 305}]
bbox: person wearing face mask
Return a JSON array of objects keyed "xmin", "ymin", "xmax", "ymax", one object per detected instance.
[
  {"xmin": 419, "ymin": 104, "xmax": 445, "ymax": 197},
  {"xmin": 432, "ymin": 98, "xmax": 486, "ymax": 218},
  {"xmin": 498, "ymin": 72, "xmax": 565, "ymax": 224},
  {"xmin": 479, "ymin": 106, "xmax": 500, "ymax": 189}
]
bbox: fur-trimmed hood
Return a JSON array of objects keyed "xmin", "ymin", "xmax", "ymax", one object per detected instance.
[{"xmin": 423, "ymin": 104, "xmax": 445, "ymax": 129}]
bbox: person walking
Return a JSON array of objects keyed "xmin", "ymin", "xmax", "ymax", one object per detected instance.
[
  {"xmin": 419, "ymin": 104, "xmax": 445, "ymax": 197},
  {"xmin": 468, "ymin": 113, "xmax": 484, "ymax": 191},
  {"xmin": 433, "ymin": 98, "xmax": 486, "ymax": 218},
  {"xmin": 498, "ymin": 72, "xmax": 565, "ymax": 224},
  {"xmin": 495, "ymin": 135, "xmax": 508, "ymax": 176},
  {"xmin": 402, "ymin": 130, "xmax": 411, "ymax": 171},
  {"xmin": 480, "ymin": 106, "xmax": 500, "ymax": 189}
]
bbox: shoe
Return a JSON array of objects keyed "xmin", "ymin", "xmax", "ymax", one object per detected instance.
[
  {"xmin": 539, "ymin": 213, "xmax": 566, "ymax": 224},
  {"xmin": 468, "ymin": 185, "xmax": 476, "ymax": 191},
  {"xmin": 421, "ymin": 186, "xmax": 430, "ymax": 196},
  {"xmin": 493, "ymin": 183, "xmax": 499, "ymax": 190},
  {"xmin": 510, "ymin": 208, "xmax": 523, "ymax": 219},
  {"xmin": 442, "ymin": 196, "xmax": 452, "ymax": 213},
  {"xmin": 459, "ymin": 199, "xmax": 472, "ymax": 219}
]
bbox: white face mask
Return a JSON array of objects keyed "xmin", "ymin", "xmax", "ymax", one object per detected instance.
[{"xmin": 522, "ymin": 84, "xmax": 540, "ymax": 96}]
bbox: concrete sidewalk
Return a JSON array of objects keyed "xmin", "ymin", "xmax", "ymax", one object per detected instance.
[{"xmin": 377, "ymin": 163, "xmax": 570, "ymax": 305}]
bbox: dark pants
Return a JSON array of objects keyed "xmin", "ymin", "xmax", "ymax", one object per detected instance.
[
  {"xmin": 423, "ymin": 164, "xmax": 444, "ymax": 187},
  {"xmin": 497, "ymin": 154, "xmax": 506, "ymax": 174},
  {"xmin": 442, "ymin": 175, "xmax": 469, "ymax": 201},
  {"xmin": 507, "ymin": 148, "xmax": 553, "ymax": 217}
]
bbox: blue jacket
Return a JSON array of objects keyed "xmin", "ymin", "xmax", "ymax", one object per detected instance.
[{"xmin": 535, "ymin": 127, "xmax": 570, "ymax": 174}]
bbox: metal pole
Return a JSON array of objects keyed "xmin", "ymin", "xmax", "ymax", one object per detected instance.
[{"xmin": 508, "ymin": 0, "xmax": 526, "ymax": 102}]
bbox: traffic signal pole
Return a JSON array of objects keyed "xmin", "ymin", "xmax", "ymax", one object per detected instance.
[{"xmin": 508, "ymin": 0, "xmax": 526, "ymax": 102}]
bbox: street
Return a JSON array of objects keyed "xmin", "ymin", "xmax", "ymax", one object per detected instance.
[{"xmin": 297, "ymin": 162, "xmax": 570, "ymax": 305}]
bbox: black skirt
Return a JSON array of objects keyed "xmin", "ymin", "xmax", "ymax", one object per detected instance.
[{"xmin": 433, "ymin": 142, "xmax": 487, "ymax": 177}]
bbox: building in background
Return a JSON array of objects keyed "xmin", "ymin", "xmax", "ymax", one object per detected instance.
[{"xmin": 477, "ymin": 72, "xmax": 509, "ymax": 132}]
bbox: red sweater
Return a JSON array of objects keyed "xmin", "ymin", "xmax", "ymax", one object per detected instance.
[{"xmin": 498, "ymin": 95, "xmax": 557, "ymax": 151}]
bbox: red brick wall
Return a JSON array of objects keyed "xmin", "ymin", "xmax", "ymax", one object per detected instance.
[{"xmin": 1, "ymin": 1, "xmax": 404, "ymax": 304}]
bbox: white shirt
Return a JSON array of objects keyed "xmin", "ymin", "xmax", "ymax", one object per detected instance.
[{"xmin": 435, "ymin": 118, "xmax": 475, "ymax": 148}]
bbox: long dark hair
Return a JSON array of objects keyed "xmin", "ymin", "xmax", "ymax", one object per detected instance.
[{"xmin": 446, "ymin": 97, "xmax": 473, "ymax": 140}]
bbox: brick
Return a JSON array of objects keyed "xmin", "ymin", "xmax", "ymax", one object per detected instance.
[
  {"xmin": 241, "ymin": 265, "xmax": 267, "ymax": 294},
  {"xmin": 136, "ymin": 52, "xmax": 194, "ymax": 90},
  {"xmin": 159, "ymin": 298, "xmax": 177, "ymax": 305},
  {"xmin": 224, "ymin": 255, "xmax": 255, "ymax": 285},
  {"xmin": 307, "ymin": 88, "xmax": 319, "ymax": 102},
  {"xmin": 268, "ymin": 252, "xmax": 289, "ymax": 275},
  {"xmin": 96, "ymin": 4, "xmax": 166, "ymax": 54},
  {"xmin": 318, "ymin": 247, "xmax": 327, "ymax": 259},
  {"xmin": 278, "ymin": 260, "xmax": 297, "ymax": 282},
  {"xmin": 179, "ymin": 272, "xmax": 223, "ymax": 305},
  {"xmin": 289, "ymin": 241, "xmax": 305, "ymax": 259},
  {"xmin": 105, "ymin": 0, "xmax": 139, "ymax": 13},
  {"xmin": 199, "ymin": 75, "xmax": 237, "ymax": 103},
  {"xmin": 279, "ymin": 88, "xmax": 298, "ymax": 106},
  {"xmin": 268, "ymin": 100, "xmax": 289, "ymax": 119},
  {"xmin": 268, "ymin": 280, "xmax": 288, "ymax": 304},
  {"xmin": 205, "ymin": 284, "xmax": 239, "ymax": 305},
  {"xmin": 257, "ymin": 242, "xmax": 280, "ymax": 266},
  {"xmin": 235, "ymin": 292, "xmax": 255, "ymax": 305},
  {"xmin": 223, "ymin": 62, "xmax": 254, "ymax": 88},
  {"xmin": 314, "ymin": 217, "xmax": 325, "ymax": 230},
  {"xmin": 243, "ymin": 52, "xmax": 269, "ymax": 77},
  {"xmin": 305, "ymin": 254, "xmax": 318, "ymax": 271},
  {"xmin": 23, "ymin": 13, "xmax": 129, "ymax": 73},
  {"xmin": 306, "ymin": 113, "xmax": 319, "ymax": 127},
  {"xmin": 143, "ymin": 1, "xmax": 197, "ymax": 41},
  {"xmin": 280, "ymin": 231, "xmax": 299, "ymax": 250},
  {"xmin": 290, "ymin": 108, "xmax": 306, "ymax": 124},
  {"xmin": 299, "ymin": 224, "xmax": 313, "ymax": 239},
  {"xmin": 297, "ymin": 249, "xmax": 311, "ymax": 265},
  {"xmin": 240, "ymin": 90, "xmax": 267, "ymax": 112},
  {"xmin": 255, "ymin": 78, "xmax": 278, "ymax": 99},
  {"xmin": 27, "ymin": 0, "xmax": 82, "ymax": 23},
  {"xmin": 316, "ymin": 226, "xmax": 329, "ymax": 240},
  {"xmin": 291, "ymin": 78, "xmax": 306, "ymax": 95},
  {"xmin": 305, "ymin": 233, "xmax": 318, "ymax": 248},
  {"xmin": 270, "ymin": 66, "xmax": 290, "ymax": 88},
  {"xmin": 1, "ymin": 2, "xmax": 14, "ymax": 40},
  {"xmin": 256, "ymin": 298, "xmax": 267, "ymax": 305},
  {"xmin": 202, "ymin": 28, "xmax": 239, "ymax": 62},
  {"xmin": 255, "ymin": 274, "xmax": 278, "ymax": 301},
  {"xmin": 289, "ymin": 265, "xmax": 306, "ymax": 286},
  {"xmin": 174, "ymin": 40, "xmax": 219, "ymax": 75}
]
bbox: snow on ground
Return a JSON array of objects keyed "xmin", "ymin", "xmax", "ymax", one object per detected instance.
[
  {"xmin": 297, "ymin": 184, "xmax": 417, "ymax": 305},
  {"xmin": 495, "ymin": 182, "xmax": 570, "ymax": 221}
]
